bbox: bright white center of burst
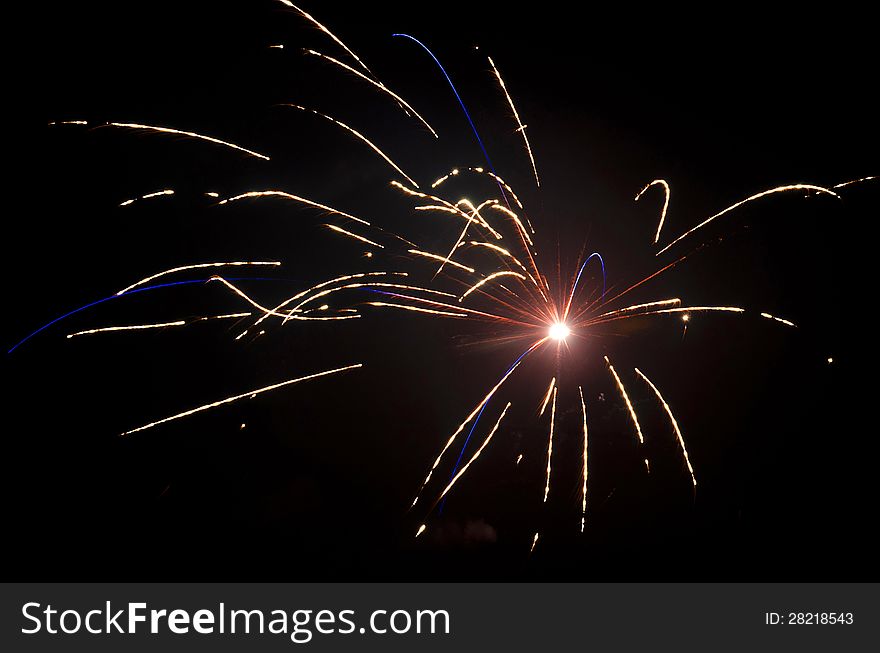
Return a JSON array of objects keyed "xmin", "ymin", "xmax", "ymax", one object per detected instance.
[{"xmin": 549, "ymin": 322, "xmax": 571, "ymax": 341}]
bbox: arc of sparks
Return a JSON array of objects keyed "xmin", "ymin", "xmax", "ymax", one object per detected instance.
[
  {"xmin": 119, "ymin": 189, "xmax": 174, "ymax": 207},
  {"xmin": 430, "ymin": 402, "xmax": 512, "ymax": 511},
  {"xmin": 121, "ymin": 363, "xmax": 362, "ymax": 435},
  {"xmin": 591, "ymin": 298, "xmax": 682, "ymax": 320},
  {"xmin": 282, "ymin": 105, "xmax": 419, "ymax": 188},
  {"xmin": 67, "ymin": 320, "xmax": 185, "ymax": 338},
  {"xmin": 408, "ymin": 249, "xmax": 475, "ymax": 274},
  {"xmin": 410, "ymin": 339, "xmax": 546, "ymax": 508},
  {"xmin": 656, "ymin": 184, "xmax": 839, "ymax": 255},
  {"xmin": 832, "ymin": 175, "xmax": 875, "ymax": 189},
  {"xmin": 543, "ymin": 387, "xmax": 557, "ymax": 502},
  {"xmin": 538, "ymin": 377, "xmax": 556, "ymax": 416},
  {"xmin": 117, "ymin": 261, "xmax": 281, "ymax": 296},
  {"xmin": 104, "ymin": 122, "xmax": 270, "ymax": 160},
  {"xmin": 563, "ymin": 253, "xmax": 606, "ymax": 321},
  {"xmin": 276, "ymin": 1, "xmax": 374, "ymax": 77},
  {"xmin": 325, "ymin": 223, "xmax": 384, "ymax": 248},
  {"xmin": 604, "ymin": 356, "xmax": 649, "ymax": 472},
  {"xmin": 467, "ymin": 241, "xmax": 543, "ymax": 292},
  {"xmin": 459, "ymin": 271, "xmax": 526, "ymax": 302},
  {"xmin": 304, "ymin": 49, "xmax": 438, "ymax": 138},
  {"xmin": 634, "ymin": 367, "xmax": 696, "ymax": 488},
  {"xmin": 635, "ymin": 179, "xmax": 670, "ymax": 244},
  {"xmin": 579, "ymin": 386, "xmax": 589, "ymax": 532},
  {"xmin": 218, "ymin": 190, "xmax": 373, "ymax": 226},
  {"xmin": 760, "ymin": 312, "xmax": 797, "ymax": 328},
  {"xmin": 367, "ymin": 302, "xmax": 467, "ymax": 318},
  {"xmin": 67, "ymin": 312, "xmax": 252, "ymax": 339},
  {"xmin": 488, "ymin": 56, "xmax": 540, "ymax": 188}
]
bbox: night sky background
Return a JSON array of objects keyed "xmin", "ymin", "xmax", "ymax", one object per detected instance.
[{"xmin": 4, "ymin": 1, "xmax": 877, "ymax": 581}]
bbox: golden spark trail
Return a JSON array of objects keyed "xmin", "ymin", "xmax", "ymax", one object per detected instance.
[
  {"xmin": 656, "ymin": 184, "xmax": 839, "ymax": 255},
  {"xmin": 760, "ymin": 312, "xmax": 797, "ymax": 328},
  {"xmin": 410, "ymin": 339, "xmax": 547, "ymax": 508},
  {"xmin": 276, "ymin": 1, "xmax": 374, "ymax": 76},
  {"xmin": 116, "ymin": 261, "xmax": 281, "ymax": 296},
  {"xmin": 543, "ymin": 387, "xmax": 557, "ymax": 502},
  {"xmin": 364, "ymin": 291, "xmax": 534, "ymax": 326},
  {"xmin": 250, "ymin": 272, "xmax": 405, "ymax": 332},
  {"xmin": 395, "ymin": 181, "xmax": 503, "ymax": 239},
  {"xmin": 121, "ymin": 363, "xmax": 362, "ymax": 435},
  {"xmin": 466, "ymin": 241, "xmax": 542, "ymax": 290},
  {"xmin": 490, "ymin": 204, "xmax": 534, "ymax": 246},
  {"xmin": 459, "ymin": 271, "xmax": 526, "ymax": 302},
  {"xmin": 67, "ymin": 312, "xmax": 254, "ymax": 338},
  {"xmin": 588, "ymin": 305, "xmax": 745, "ymax": 327},
  {"xmin": 538, "ymin": 378, "xmax": 556, "ymax": 416},
  {"xmin": 579, "ymin": 386, "xmax": 589, "ymax": 532},
  {"xmin": 591, "ymin": 298, "xmax": 682, "ymax": 320},
  {"xmin": 431, "ymin": 402, "xmax": 512, "ymax": 509},
  {"xmin": 530, "ymin": 532, "xmax": 539, "ymax": 553},
  {"xmin": 435, "ymin": 199, "xmax": 501, "ymax": 276},
  {"xmin": 832, "ymin": 176, "xmax": 876, "ymax": 189},
  {"xmin": 634, "ymin": 367, "xmax": 696, "ymax": 488},
  {"xmin": 325, "ymin": 223, "xmax": 384, "ymax": 248},
  {"xmin": 105, "ymin": 122, "xmax": 270, "ymax": 160},
  {"xmin": 218, "ymin": 190, "xmax": 371, "ymax": 225},
  {"xmin": 635, "ymin": 179, "xmax": 670, "ymax": 244},
  {"xmin": 282, "ymin": 105, "xmax": 419, "ymax": 188},
  {"xmin": 67, "ymin": 320, "xmax": 186, "ymax": 338},
  {"xmin": 367, "ymin": 302, "xmax": 467, "ymax": 318},
  {"xmin": 119, "ymin": 189, "xmax": 174, "ymax": 206},
  {"xmin": 604, "ymin": 355, "xmax": 644, "ymax": 446},
  {"xmin": 284, "ymin": 282, "xmax": 457, "ymax": 323},
  {"xmin": 48, "ymin": 120, "xmax": 88, "ymax": 125},
  {"xmin": 408, "ymin": 249, "xmax": 475, "ymax": 274},
  {"xmin": 488, "ymin": 57, "xmax": 540, "ymax": 188},
  {"xmin": 304, "ymin": 49, "xmax": 438, "ymax": 138}
]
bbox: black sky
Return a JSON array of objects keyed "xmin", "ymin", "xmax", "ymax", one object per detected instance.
[{"xmin": 4, "ymin": 1, "xmax": 877, "ymax": 581}]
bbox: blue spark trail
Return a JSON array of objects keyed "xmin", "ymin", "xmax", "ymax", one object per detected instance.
[
  {"xmin": 392, "ymin": 33, "xmax": 513, "ymax": 209},
  {"xmin": 566, "ymin": 252, "xmax": 606, "ymax": 319},
  {"xmin": 7, "ymin": 277, "xmax": 283, "ymax": 354}
]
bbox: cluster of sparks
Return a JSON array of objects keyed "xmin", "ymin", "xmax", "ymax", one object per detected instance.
[{"xmin": 25, "ymin": 1, "xmax": 873, "ymax": 554}]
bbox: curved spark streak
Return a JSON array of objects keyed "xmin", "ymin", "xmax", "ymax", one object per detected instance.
[
  {"xmin": 367, "ymin": 302, "xmax": 466, "ymax": 318},
  {"xmin": 325, "ymin": 224, "xmax": 384, "ymax": 248},
  {"xmin": 254, "ymin": 273, "xmax": 405, "ymax": 330},
  {"xmin": 634, "ymin": 368, "xmax": 696, "ymax": 488},
  {"xmin": 117, "ymin": 262, "xmax": 281, "ymax": 295},
  {"xmin": 410, "ymin": 339, "xmax": 546, "ymax": 508},
  {"xmin": 408, "ymin": 249, "xmax": 475, "ymax": 274},
  {"xmin": 488, "ymin": 57, "xmax": 540, "ymax": 188},
  {"xmin": 579, "ymin": 386, "xmax": 589, "ymax": 532},
  {"xmin": 432, "ymin": 166, "xmax": 525, "ymax": 211},
  {"xmin": 119, "ymin": 189, "xmax": 174, "ymax": 207},
  {"xmin": 67, "ymin": 320, "xmax": 186, "ymax": 338},
  {"xmin": 635, "ymin": 179, "xmax": 670, "ymax": 244},
  {"xmin": 218, "ymin": 190, "xmax": 371, "ymax": 226},
  {"xmin": 543, "ymin": 387, "xmax": 557, "ymax": 502},
  {"xmin": 592, "ymin": 298, "xmax": 682, "ymax": 320},
  {"xmin": 282, "ymin": 105, "xmax": 419, "ymax": 188},
  {"xmin": 105, "ymin": 122, "xmax": 270, "ymax": 160},
  {"xmin": 538, "ymin": 377, "xmax": 556, "ymax": 417},
  {"xmin": 466, "ymin": 241, "xmax": 541, "ymax": 289},
  {"xmin": 564, "ymin": 253, "xmax": 606, "ymax": 321},
  {"xmin": 760, "ymin": 312, "xmax": 797, "ymax": 328},
  {"xmin": 392, "ymin": 35, "xmax": 499, "ymax": 184},
  {"xmin": 304, "ymin": 50, "xmax": 437, "ymax": 138},
  {"xmin": 832, "ymin": 175, "xmax": 876, "ymax": 189},
  {"xmin": 121, "ymin": 363, "xmax": 362, "ymax": 435},
  {"xmin": 7, "ymin": 278, "xmax": 280, "ymax": 354},
  {"xmin": 589, "ymin": 306, "xmax": 745, "ymax": 327},
  {"xmin": 67, "ymin": 313, "xmax": 253, "ymax": 338},
  {"xmin": 431, "ymin": 402, "xmax": 512, "ymax": 510},
  {"xmin": 656, "ymin": 184, "xmax": 839, "ymax": 255},
  {"xmin": 459, "ymin": 271, "xmax": 526, "ymax": 302},
  {"xmin": 604, "ymin": 356, "xmax": 644, "ymax": 446},
  {"xmin": 489, "ymin": 205, "xmax": 533, "ymax": 246},
  {"xmin": 276, "ymin": 1, "xmax": 374, "ymax": 76}
]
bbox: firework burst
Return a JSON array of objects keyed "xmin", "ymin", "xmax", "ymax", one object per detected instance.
[{"xmin": 17, "ymin": 1, "xmax": 874, "ymax": 558}]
